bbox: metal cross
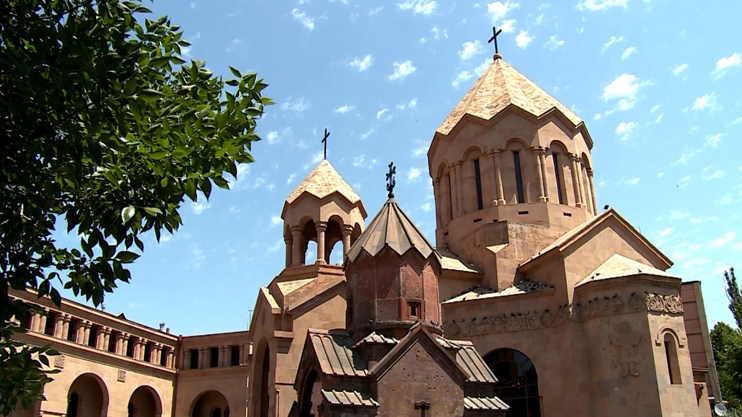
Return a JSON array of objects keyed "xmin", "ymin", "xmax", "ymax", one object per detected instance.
[
  {"xmin": 386, "ymin": 162, "xmax": 396, "ymax": 199},
  {"xmin": 488, "ymin": 25, "xmax": 503, "ymax": 55},
  {"xmin": 321, "ymin": 128, "xmax": 330, "ymax": 160},
  {"xmin": 415, "ymin": 401, "xmax": 430, "ymax": 417}
]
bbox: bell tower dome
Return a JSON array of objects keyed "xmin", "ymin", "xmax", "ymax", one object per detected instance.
[
  {"xmin": 281, "ymin": 160, "xmax": 367, "ymax": 267},
  {"xmin": 428, "ymin": 54, "xmax": 598, "ymax": 290}
]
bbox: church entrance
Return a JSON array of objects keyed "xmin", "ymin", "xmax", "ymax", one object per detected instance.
[
  {"xmin": 484, "ymin": 348, "xmax": 541, "ymax": 417},
  {"xmin": 127, "ymin": 386, "xmax": 162, "ymax": 417},
  {"xmin": 66, "ymin": 373, "xmax": 109, "ymax": 417},
  {"xmin": 190, "ymin": 390, "xmax": 229, "ymax": 417}
]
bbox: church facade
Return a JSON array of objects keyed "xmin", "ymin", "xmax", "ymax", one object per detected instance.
[{"xmin": 6, "ymin": 52, "xmax": 722, "ymax": 417}]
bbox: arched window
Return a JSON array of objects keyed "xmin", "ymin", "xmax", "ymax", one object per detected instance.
[
  {"xmin": 551, "ymin": 153, "xmax": 564, "ymax": 205},
  {"xmin": 513, "ymin": 152, "xmax": 525, "ymax": 204},
  {"xmin": 128, "ymin": 402, "xmax": 135, "ymax": 417},
  {"xmin": 485, "ymin": 348, "xmax": 541, "ymax": 417},
  {"xmin": 211, "ymin": 407, "xmax": 222, "ymax": 417},
  {"xmin": 66, "ymin": 392, "xmax": 79, "ymax": 417},
  {"xmin": 474, "ymin": 159, "xmax": 484, "ymax": 210},
  {"xmin": 664, "ymin": 333, "xmax": 682, "ymax": 385}
]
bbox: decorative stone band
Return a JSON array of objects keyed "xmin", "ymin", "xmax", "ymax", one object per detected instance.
[{"xmin": 445, "ymin": 291, "xmax": 683, "ymax": 337}]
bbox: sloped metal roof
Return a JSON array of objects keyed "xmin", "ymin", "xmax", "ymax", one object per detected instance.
[
  {"xmin": 435, "ymin": 338, "xmax": 498, "ymax": 383},
  {"xmin": 353, "ymin": 331, "xmax": 398, "ymax": 348},
  {"xmin": 464, "ymin": 396, "xmax": 510, "ymax": 411},
  {"xmin": 322, "ymin": 390, "xmax": 379, "ymax": 407},
  {"xmin": 307, "ymin": 329, "xmax": 368, "ymax": 377},
  {"xmin": 347, "ymin": 198, "xmax": 439, "ymax": 263},
  {"xmin": 437, "ymin": 56, "xmax": 583, "ymax": 136}
]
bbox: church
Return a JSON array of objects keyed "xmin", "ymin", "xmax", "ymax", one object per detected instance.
[{"xmin": 7, "ymin": 49, "xmax": 722, "ymax": 417}]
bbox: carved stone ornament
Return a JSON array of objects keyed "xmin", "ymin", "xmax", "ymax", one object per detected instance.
[
  {"xmin": 54, "ymin": 355, "xmax": 65, "ymax": 369},
  {"xmin": 609, "ymin": 321, "xmax": 643, "ymax": 377},
  {"xmin": 117, "ymin": 369, "xmax": 126, "ymax": 383},
  {"xmin": 644, "ymin": 292, "xmax": 683, "ymax": 315}
]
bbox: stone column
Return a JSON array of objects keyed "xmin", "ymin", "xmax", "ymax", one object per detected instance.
[
  {"xmin": 570, "ymin": 154, "xmax": 585, "ymax": 208},
  {"xmin": 532, "ymin": 148, "xmax": 547, "ymax": 202},
  {"xmin": 74, "ymin": 322, "xmax": 84, "ymax": 344},
  {"xmin": 167, "ymin": 350, "xmax": 175, "ymax": 369},
  {"xmin": 538, "ymin": 148, "xmax": 550, "ymax": 202},
  {"xmin": 53, "ymin": 313, "xmax": 65, "ymax": 338},
  {"xmin": 284, "ymin": 234, "xmax": 292, "ymax": 269},
  {"xmin": 122, "ymin": 334, "xmax": 130, "ymax": 356},
  {"xmin": 582, "ymin": 164, "xmax": 593, "ymax": 214},
  {"xmin": 489, "ymin": 150, "xmax": 505, "ymax": 205},
  {"xmin": 433, "ymin": 178, "xmax": 442, "ymax": 227},
  {"xmin": 198, "ymin": 347, "xmax": 205, "ymax": 369},
  {"xmin": 239, "ymin": 344, "xmax": 245, "ymax": 366},
  {"xmin": 153, "ymin": 344, "xmax": 162, "ymax": 364},
  {"xmin": 315, "ymin": 221, "xmax": 327, "ymax": 264},
  {"xmin": 82, "ymin": 322, "xmax": 91, "ymax": 345},
  {"xmin": 341, "ymin": 225, "xmax": 353, "ymax": 261},
  {"xmin": 61, "ymin": 315, "xmax": 71, "ymax": 340},
  {"xmin": 38, "ymin": 310, "xmax": 48, "ymax": 334},
  {"xmin": 183, "ymin": 349, "xmax": 191, "ymax": 369},
  {"xmin": 30, "ymin": 310, "xmax": 41, "ymax": 332},
  {"xmin": 587, "ymin": 169, "xmax": 598, "ymax": 214},
  {"xmin": 452, "ymin": 161, "xmax": 463, "ymax": 217},
  {"xmin": 114, "ymin": 333, "xmax": 123, "ymax": 354},
  {"xmin": 291, "ymin": 226, "xmax": 303, "ymax": 266},
  {"xmin": 101, "ymin": 328, "xmax": 111, "ymax": 350}
]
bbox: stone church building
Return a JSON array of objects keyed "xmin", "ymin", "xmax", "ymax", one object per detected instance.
[{"xmin": 7, "ymin": 52, "xmax": 722, "ymax": 417}]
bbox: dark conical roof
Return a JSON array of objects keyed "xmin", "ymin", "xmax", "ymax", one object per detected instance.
[{"xmin": 347, "ymin": 198, "xmax": 438, "ymax": 263}]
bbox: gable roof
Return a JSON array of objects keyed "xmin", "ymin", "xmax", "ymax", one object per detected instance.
[
  {"xmin": 436, "ymin": 56, "xmax": 583, "ymax": 137},
  {"xmin": 347, "ymin": 198, "xmax": 439, "ymax": 263},
  {"xmin": 518, "ymin": 208, "xmax": 673, "ymax": 272},
  {"xmin": 285, "ymin": 160, "xmax": 361, "ymax": 206},
  {"xmin": 305, "ymin": 329, "xmax": 368, "ymax": 377},
  {"xmin": 436, "ymin": 337, "xmax": 498, "ymax": 383},
  {"xmin": 322, "ymin": 390, "xmax": 379, "ymax": 408},
  {"xmin": 577, "ymin": 254, "xmax": 679, "ymax": 287}
]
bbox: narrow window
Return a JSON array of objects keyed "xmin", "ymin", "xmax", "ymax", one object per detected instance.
[
  {"xmin": 552, "ymin": 154, "xmax": 564, "ymax": 204},
  {"xmin": 190, "ymin": 348, "xmax": 199, "ymax": 369},
  {"xmin": 126, "ymin": 337, "xmax": 135, "ymax": 358},
  {"xmin": 210, "ymin": 347, "xmax": 219, "ymax": 368},
  {"xmin": 160, "ymin": 347, "xmax": 169, "ymax": 366},
  {"xmin": 107, "ymin": 332, "xmax": 117, "ymax": 353},
  {"xmin": 87, "ymin": 325, "xmax": 98, "ymax": 348},
  {"xmin": 474, "ymin": 159, "xmax": 484, "ymax": 210},
  {"xmin": 408, "ymin": 301, "xmax": 421, "ymax": 318},
  {"xmin": 231, "ymin": 346, "xmax": 240, "ymax": 366},
  {"xmin": 664, "ymin": 334, "xmax": 682, "ymax": 384},
  {"xmin": 143, "ymin": 342, "xmax": 152, "ymax": 363},
  {"xmin": 447, "ymin": 173, "xmax": 454, "ymax": 220},
  {"xmin": 513, "ymin": 151, "xmax": 525, "ymax": 204},
  {"xmin": 66, "ymin": 320, "xmax": 77, "ymax": 342},
  {"xmin": 44, "ymin": 313, "xmax": 55, "ymax": 336}
]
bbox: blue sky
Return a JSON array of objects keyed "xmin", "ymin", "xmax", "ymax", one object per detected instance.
[{"xmin": 59, "ymin": 0, "xmax": 742, "ymax": 335}]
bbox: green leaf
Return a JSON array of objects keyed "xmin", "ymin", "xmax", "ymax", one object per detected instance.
[
  {"xmin": 121, "ymin": 207, "xmax": 136, "ymax": 224},
  {"xmin": 115, "ymin": 251, "xmax": 140, "ymax": 263},
  {"xmin": 139, "ymin": 89, "xmax": 165, "ymax": 101},
  {"xmin": 144, "ymin": 207, "xmax": 162, "ymax": 215},
  {"xmin": 172, "ymin": 147, "xmax": 190, "ymax": 158},
  {"xmin": 150, "ymin": 151, "xmax": 168, "ymax": 160},
  {"xmin": 229, "ymin": 66, "xmax": 242, "ymax": 78},
  {"xmin": 129, "ymin": 99, "xmax": 143, "ymax": 121}
]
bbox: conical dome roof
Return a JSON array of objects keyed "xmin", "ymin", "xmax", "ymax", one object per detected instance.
[
  {"xmin": 436, "ymin": 56, "xmax": 583, "ymax": 136},
  {"xmin": 285, "ymin": 160, "xmax": 361, "ymax": 205},
  {"xmin": 347, "ymin": 198, "xmax": 438, "ymax": 263}
]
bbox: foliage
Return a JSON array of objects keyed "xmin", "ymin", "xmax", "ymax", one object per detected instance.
[
  {"xmin": 0, "ymin": 0, "xmax": 270, "ymax": 411},
  {"xmin": 711, "ymin": 322, "xmax": 742, "ymax": 410},
  {"xmin": 725, "ymin": 267, "xmax": 742, "ymax": 329}
]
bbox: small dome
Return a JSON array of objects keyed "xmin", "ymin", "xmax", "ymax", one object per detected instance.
[{"xmin": 285, "ymin": 160, "xmax": 361, "ymax": 206}]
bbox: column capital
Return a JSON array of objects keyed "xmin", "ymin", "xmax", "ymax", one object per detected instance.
[
  {"xmin": 62, "ymin": 314, "xmax": 72, "ymax": 323},
  {"xmin": 290, "ymin": 225, "xmax": 303, "ymax": 234},
  {"xmin": 122, "ymin": 333, "xmax": 130, "ymax": 340},
  {"xmin": 433, "ymin": 177, "xmax": 441, "ymax": 184},
  {"xmin": 103, "ymin": 327, "xmax": 112, "ymax": 335},
  {"xmin": 83, "ymin": 321, "xmax": 93, "ymax": 329},
  {"xmin": 315, "ymin": 221, "xmax": 328, "ymax": 231},
  {"xmin": 569, "ymin": 153, "xmax": 581, "ymax": 162},
  {"xmin": 451, "ymin": 160, "xmax": 463, "ymax": 168},
  {"xmin": 485, "ymin": 149, "xmax": 501, "ymax": 157},
  {"xmin": 587, "ymin": 169, "xmax": 594, "ymax": 177},
  {"xmin": 284, "ymin": 234, "xmax": 292, "ymax": 242},
  {"xmin": 342, "ymin": 224, "xmax": 354, "ymax": 234}
]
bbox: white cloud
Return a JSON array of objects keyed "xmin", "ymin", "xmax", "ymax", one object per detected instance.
[
  {"xmin": 702, "ymin": 168, "xmax": 725, "ymax": 180},
  {"xmin": 706, "ymin": 133, "xmax": 722, "ymax": 147},
  {"xmin": 225, "ymin": 38, "xmax": 242, "ymax": 53},
  {"xmin": 712, "ymin": 52, "xmax": 741, "ymax": 78},
  {"xmin": 716, "ymin": 193, "xmax": 734, "ymax": 205},
  {"xmin": 711, "ymin": 231, "xmax": 737, "ymax": 249},
  {"xmin": 602, "ymin": 35, "xmax": 623, "ymax": 52},
  {"xmin": 291, "ymin": 9, "xmax": 315, "ymax": 30},
  {"xmin": 286, "ymin": 173, "xmax": 296, "ymax": 185},
  {"xmin": 615, "ymin": 121, "xmax": 637, "ymax": 141},
  {"xmin": 420, "ymin": 202, "xmax": 433, "ymax": 212},
  {"xmin": 625, "ymin": 177, "xmax": 640, "ymax": 185},
  {"xmin": 281, "ymin": 97, "xmax": 311, "ymax": 112},
  {"xmin": 578, "ymin": 0, "xmax": 627, "ymax": 11},
  {"xmin": 411, "ymin": 144, "xmax": 428, "ymax": 157},
  {"xmin": 659, "ymin": 227, "xmax": 674, "ymax": 237},
  {"xmin": 353, "ymin": 155, "xmax": 366, "ymax": 168},
  {"xmin": 369, "ymin": 6, "xmax": 384, "ymax": 15},
  {"xmin": 270, "ymin": 215, "xmax": 282, "ymax": 227},
  {"xmin": 397, "ymin": 97, "xmax": 418, "ymax": 110},
  {"xmin": 621, "ymin": 46, "xmax": 637, "ymax": 60},
  {"xmin": 407, "ymin": 167, "xmax": 423, "ymax": 181},
  {"xmin": 500, "ymin": 19, "xmax": 516, "ymax": 33},
  {"xmin": 376, "ymin": 108, "xmax": 390, "ymax": 120},
  {"xmin": 673, "ymin": 148, "xmax": 700, "ymax": 165},
  {"xmin": 349, "ymin": 54, "xmax": 373, "ymax": 72},
  {"xmin": 684, "ymin": 258, "xmax": 711, "ymax": 269},
  {"xmin": 335, "ymin": 104, "xmax": 355, "ymax": 114},
  {"xmin": 650, "ymin": 104, "xmax": 660, "ymax": 113},
  {"xmin": 397, "ymin": 0, "xmax": 436, "ymax": 15},
  {"xmin": 388, "ymin": 60, "xmax": 417, "ymax": 81},
  {"xmin": 266, "ymin": 131, "xmax": 279, "ymax": 145},
  {"xmin": 691, "ymin": 93, "xmax": 717, "ymax": 111},
  {"xmin": 515, "ymin": 31, "xmax": 533, "ymax": 49},
  {"xmin": 602, "ymin": 74, "xmax": 651, "ymax": 111},
  {"xmin": 459, "ymin": 40, "xmax": 484, "ymax": 60},
  {"xmin": 594, "ymin": 113, "xmax": 602, "ymax": 120},
  {"xmin": 544, "ymin": 35, "xmax": 564, "ymax": 50},
  {"xmin": 668, "ymin": 210, "xmax": 690, "ymax": 220},
  {"xmin": 673, "ymin": 63, "xmax": 688, "ymax": 76},
  {"xmin": 487, "ymin": 1, "xmax": 519, "ymax": 22},
  {"xmin": 359, "ymin": 127, "xmax": 375, "ymax": 140},
  {"xmin": 192, "ymin": 201, "xmax": 211, "ymax": 215}
]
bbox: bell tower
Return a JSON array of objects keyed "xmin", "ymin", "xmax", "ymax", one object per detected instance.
[{"xmin": 428, "ymin": 53, "xmax": 597, "ymax": 291}]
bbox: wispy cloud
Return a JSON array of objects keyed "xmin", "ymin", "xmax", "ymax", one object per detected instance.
[
  {"xmin": 673, "ymin": 63, "xmax": 688, "ymax": 76},
  {"xmin": 286, "ymin": 173, "xmax": 296, "ymax": 185},
  {"xmin": 397, "ymin": 98, "xmax": 418, "ymax": 110},
  {"xmin": 397, "ymin": 0, "xmax": 436, "ymax": 15},
  {"xmin": 369, "ymin": 6, "xmax": 384, "ymax": 16},
  {"xmin": 515, "ymin": 30, "xmax": 533, "ymax": 48},
  {"xmin": 712, "ymin": 52, "xmax": 741, "ymax": 78},
  {"xmin": 376, "ymin": 108, "xmax": 391, "ymax": 120},
  {"xmin": 602, "ymin": 35, "xmax": 623, "ymax": 52},
  {"xmin": 407, "ymin": 166, "xmax": 423, "ymax": 181},
  {"xmin": 659, "ymin": 227, "xmax": 674, "ymax": 237},
  {"xmin": 625, "ymin": 177, "xmax": 640, "ymax": 185},
  {"xmin": 291, "ymin": 9, "xmax": 315, "ymax": 30},
  {"xmin": 388, "ymin": 60, "xmax": 417, "ymax": 81},
  {"xmin": 459, "ymin": 40, "xmax": 484, "ymax": 60},
  {"xmin": 349, "ymin": 54, "xmax": 373, "ymax": 72},
  {"xmin": 691, "ymin": 93, "xmax": 717, "ymax": 111},
  {"xmin": 615, "ymin": 121, "xmax": 637, "ymax": 141},
  {"xmin": 335, "ymin": 104, "xmax": 355, "ymax": 114},
  {"xmin": 359, "ymin": 127, "xmax": 375, "ymax": 140},
  {"xmin": 411, "ymin": 144, "xmax": 428, "ymax": 157},
  {"xmin": 270, "ymin": 215, "xmax": 282, "ymax": 227},
  {"xmin": 602, "ymin": 73, "xmax": 651, "ymax": 111},
  {"xmin": 281, "ymin": 97, "xmax": 311, "ymax": 113},
  {"xmin": 544, "ymin": 35, "xmax": 564, "ymax": 50},
  {"xmin": 621, "ymin": 46, "xmax": 637, "ymax": 60},
  {"xmin": 487, "ymin": 1, "xmax": 520, "ymax": 22},
  {"xmin": 706, "ymin": 133, "xmax": 722, "ymax": 147},
  {"xmin": 192, "ymin": 201, "xmax": 211, "ymax": 215},
  {"xmin": 420, "ymin": 202, "xmax": 433, "ymax": 212},
  {"xmin": 578, "ymin": 0, "xmax": 627, "ymax": 11},
  {"xmin": 711, "ymin": 231, "xmax": 738, "ymax": 249}
]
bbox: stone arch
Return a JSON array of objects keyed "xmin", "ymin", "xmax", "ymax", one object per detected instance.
[
  {"xmin": 484, "ymin": 348, "xmax": 541, "ymax": 417},
  {"xmin": 189, "ymin": 390, "xmax": 229, "ymax": 417},
  {"xmin": 299, "ymin": 216, "xmax": 317, "ymax": 265},
  {"xmin": 547, "ymin": 140, "xmax": 571, "ymax": 205},
  {"xmin": 502, "ymin": 138, "xmax": 535, "ymax": 205},
  {"xmin": 67, "ymin": 373, "xmax": 109, "ymax": 417},
  {"xmin": 128, "ymin": 386, "xmax": 162, "ymax": 417},
  {"xmin": 326, "ymin": 215, "xmax": 345, "ymax": 264},
  {"xmin": 297, "ymin": 369, "xmax": 322, "ymax": 417},
  {"xmin": 251, "ymin": 338, "xmax": 272, "ymax": 417}
]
